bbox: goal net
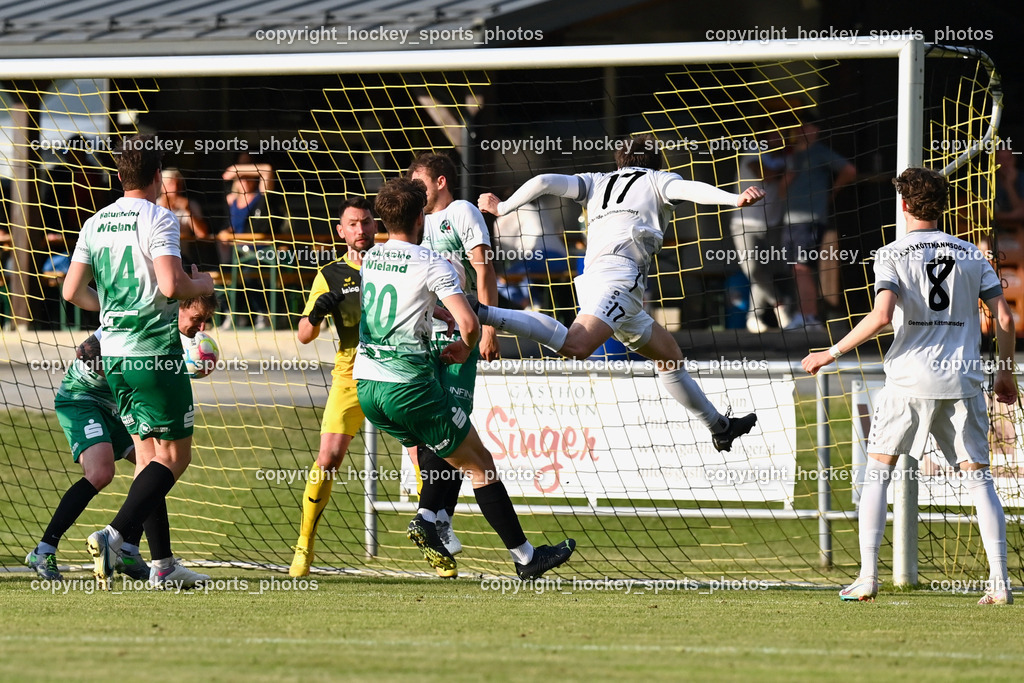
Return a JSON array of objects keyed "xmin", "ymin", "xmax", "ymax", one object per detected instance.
[{"xmin": 0, "ymin": 39, "xmax": 1015, "ymax": 585}]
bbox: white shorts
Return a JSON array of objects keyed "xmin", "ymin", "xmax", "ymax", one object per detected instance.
[
  {"xmin": 867, "ymin": 388, "xmax": 990, "ymax": 466},
  {"xmin": 575, "ymin": 256, "xmax": 655, "ymax": 350}
]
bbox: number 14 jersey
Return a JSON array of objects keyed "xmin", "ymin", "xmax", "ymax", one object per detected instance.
[{"xmin": 873, "ymin": 228, "xmax": 1003, "ymax": 398}]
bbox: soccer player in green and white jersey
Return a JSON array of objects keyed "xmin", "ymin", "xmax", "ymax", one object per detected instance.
[
  {"xmin": 407, "ymin": 152, "xmax": 500, "ymax": 565},
  {"xmin": 63, "ymin": 133, "xmax": 215, "ymax": 589},
  {"xmin": 25, "ymin": 296, "xmax": 215, "ymax": 581},
  {"xmin": 355, "ymin": 176, "xmax": 574, "ymax": 579}
]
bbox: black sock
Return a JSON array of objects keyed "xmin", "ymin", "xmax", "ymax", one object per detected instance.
[
  {"xmin": 143, "ymin": 496, "xmax": 171, "ymax": 561},
  {"xmin": 41, "ymin": 478, "xmax": 99, "ymax": 548},
  {"xmin": 473, "ymin": 481, "xmax": 527, "ymax": 550},
  {"xmin": 110, "ymin": 462, "xmax": 176, "ymax": 541},
  {"xmin": 443, "ymin": 471, "xmax": 464, "ymax": 518},
  {"xmin": 416, "ymin": 446, "xmax": 451, "ymax": 514}
]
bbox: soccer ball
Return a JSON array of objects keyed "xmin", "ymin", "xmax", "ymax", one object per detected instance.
[{"xmin": 182, "ymin": 331, "xmax": 219, "ymax": 379}]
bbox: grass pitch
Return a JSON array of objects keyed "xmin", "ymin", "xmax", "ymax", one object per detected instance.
[{"xmin": 0, "ymin": 572, "xmax": 1020, "ymax": 681}]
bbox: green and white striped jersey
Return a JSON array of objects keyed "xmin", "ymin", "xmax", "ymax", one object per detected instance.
[
  {"xmin": 353, "ymin": 239, "xmax": 463, "ymax": 383},
  {"xmin": 71, "ymin": 197, "xmax": 183, "ymax": 357}
]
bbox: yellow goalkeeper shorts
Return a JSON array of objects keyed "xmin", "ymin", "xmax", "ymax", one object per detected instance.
[{"xmin": 321, "ymin": 366, "xmax": 364, "ymax": 437}]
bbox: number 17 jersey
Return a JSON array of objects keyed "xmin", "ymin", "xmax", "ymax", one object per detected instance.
[{"xmin": 873, "ymin": 228, "xmax": 1002, "ymax": 398}]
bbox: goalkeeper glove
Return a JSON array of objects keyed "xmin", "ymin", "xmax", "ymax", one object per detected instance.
[{"xmin": 306, "ymin": 291, "xmax": 344, "ymax": 326}]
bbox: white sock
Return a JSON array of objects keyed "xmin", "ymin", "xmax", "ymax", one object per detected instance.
[
  {"xmin": 963, "ymin": 468, "xmax": 1009, "ymax": 592},
  {"xmin": 509, "ymin": 540, "xmax": 534, "ymax": 565},
  {"xmin": 658, "ymin": 366, "xmax": 726, "ymax": 431},
  {"xmin": 478, "ymin": 305, "xmax": 568, "ymax": 352},
  {"xmin": 37, "ymin": 542, "xmax": 58, "ymax": 555},
  {"xmin": 104, "ymin": 525, "xmax": 123, "ymax": 552},
  {"xmin": 436, "ymin": 510, "xmax": 451, "ymax": 524},
  {"xmin": 857, "ymin": 458, "xmax": 893, "ymax": 580},
  {"xmin": 121, "ymin": 543, "xmax": 140, "ymax": 555},
  {"xmin": 152, "ymin": 556, "xmax": 174, "ymax": 570},
  {"xmin": 417, "ymin": 508, "xmax": 437, "ymax": 524}
]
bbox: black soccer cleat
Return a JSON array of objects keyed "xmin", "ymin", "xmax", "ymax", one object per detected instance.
[
  {"xmin": 515, "ymin": 539, "xmax": 576, "ymax": 580},
  {"xmin": 712, "ymin": 412, "xmax": 757, "ymax": 452},
  {"xmin": 407, "ymin": 514, "xmax": 457, "ymax": 575}
]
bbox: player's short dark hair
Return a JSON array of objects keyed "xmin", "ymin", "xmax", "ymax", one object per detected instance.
[
  {"xmin": 408, "ymin": 151, "xmax": 458, "ymax": 187},
  {"xmin": 339, "ymin": 196, "xmax": 373, "ymax": 217},
  {"xmin": 180, "ymin": 293, "xmax": 218, "ymax": 318},
  {"xmin": 893, "ymin": 168, "xmax": 948, "ymax": 221},
  {"xmin": 615, "ymin": 134, "xmax": 663, "ymax": 171},
  {"xmin": 117, "ymin": 134, "xmax": 163, "ymax": 191},
  {"xmin": 374, "ymin": 177, "xmax": 427, "ymax": 234}
]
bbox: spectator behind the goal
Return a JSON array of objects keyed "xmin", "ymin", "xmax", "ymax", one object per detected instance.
[
  {"xmin": 158, "ymin": 168, "xmax": 212, "ymax": 268},
  {"xmin": 778, "ymin": 117, "xmax": 857, "ymax": 330},
  {"xmin": 217, "ymin": 154, "xmax": 275, "ymax": 330}
]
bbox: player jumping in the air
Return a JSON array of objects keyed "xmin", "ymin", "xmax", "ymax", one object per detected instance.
[
  {"xmin": 355, "ymin": 176, "xmax": 575, "ymax": 579},
  {"xmin": 63, "ymin": 133, "xmax": 216, "ymax": 589},
  {"xmin": 288, "ymin": 198, "xmax": 376, "ymax": 577},
  {"xmin": 407, "ymin": 153, "xmax": 501, "ymax": 574},
  {"xmin": 477, "ymin": 134, "xmax": 764, "ymax": 451},
  {"xmin": 802, "ymin": 168, "xmax": 1015, "ymax": 605},
  {"xmin": 26, "ymin": 296, "xmax": 216, "ymax": 581}
]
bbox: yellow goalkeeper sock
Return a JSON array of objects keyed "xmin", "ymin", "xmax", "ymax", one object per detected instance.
[
  {"xmin": 296, "ymin": 463, "xmax": 334, "ymax": 551},
  {"xmin": 410, "ymin": 447, "xmax": 423, "ymax": 496}
]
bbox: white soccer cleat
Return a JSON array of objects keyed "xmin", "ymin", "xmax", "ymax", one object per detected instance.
[
  {"xmin": 978, "ymin": 585, "xmax": 1014, "ymax": 605},
  {"xmin": 746, "ymin": 312, "xmax": 769, "ymax": 334},
  {"xmin": 839, "ymin": 576, "xmax": 878, "ymax": 602},
  {"xmin": 149, "ymin": 559, "xmax": 211, "ymax": 589},
  {"xmin": 435, "ymin": 518, "xmax": 463, "ymax": 556}
]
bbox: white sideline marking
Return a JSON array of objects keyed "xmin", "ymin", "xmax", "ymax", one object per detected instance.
[{"xmin": 0, "ymin": 634, "xmax": 1020, "ymax": 662}]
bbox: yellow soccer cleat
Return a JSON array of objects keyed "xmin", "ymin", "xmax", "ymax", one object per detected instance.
[{"xmin": 289, "ymin": 545, "xmax": 312, "ymax": 577}]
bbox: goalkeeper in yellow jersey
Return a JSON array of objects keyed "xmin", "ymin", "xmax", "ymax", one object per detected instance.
[{"xmin": 289, "ymin": 198, "xmax": 376, "ymax": 577}]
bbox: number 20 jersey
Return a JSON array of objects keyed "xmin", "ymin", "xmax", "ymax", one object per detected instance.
[{"xmin": 873, "ymin": 228, "xmax": 1003, "ymax": 399}]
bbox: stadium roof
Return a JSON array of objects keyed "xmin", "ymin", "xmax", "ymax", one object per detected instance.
[{"xmin": 0, "ymin": 0, "xmax": 649, "ymax": 58}]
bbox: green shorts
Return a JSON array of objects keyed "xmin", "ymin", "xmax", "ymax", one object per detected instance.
[
  {"xmin": 54, "ymin": 396, "xmax": 135, "ymax": 463},
  {"xmin": 104, "ymin": 355, "xmax": 195, "ymax": 441},
  {"xmin": 431, "ymin": 333, "xmax": 479, "ymax": 414},
  {"xmin": 357, "ymin": 378, "xmax": 471, "ymax": 458}
]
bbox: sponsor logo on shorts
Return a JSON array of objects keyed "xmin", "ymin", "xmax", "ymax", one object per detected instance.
[
  {"xmin": 121, "ymin": 414, "xmax": 135, "ymax": 427},
  {"xmin": 451, "ymin": 406, "xmax": 468, "ymax": 428},
  {"xmin": 431, "ymin": 438, "xmax": 451, "ymax": 452},
  {"xmin": 184, "ymin": 405, "xmax": 195, "ymax": 429},
  {"xmin": 138, "ymin": 421, "xmax": 152, "ymax": 436},
  {"xmin": 71, "ymin": 442, "xmax": 80, "ymax": 453},
  {"xmin": 83, "ymin": 420, "xmax": 104, "ymax": 439}
]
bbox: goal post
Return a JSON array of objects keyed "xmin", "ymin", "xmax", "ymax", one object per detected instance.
[{"xmin": 0, "ymin": 38, "xmax": 1010, "ymax": 585}]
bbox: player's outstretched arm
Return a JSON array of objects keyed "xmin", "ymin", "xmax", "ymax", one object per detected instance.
[
  {"xmin": 985, "ymin": 293, "xmax": 1019, "ymax": 404},
  {"xmin": 62, "ymin": 261, "xmax": 100, "ymax": 311},
  {"xmin": 802, "ymin": 289, "xmax": 897, "ymax": 375},
  {"xmin": 298, "ymin": 290, "xmax": 344, "ymax": 344},
  {"xmin": 478, "ymin": 174, "xmax": 583, "ymax": 217},
  {"xmin": 438, "ymin": 293, "xmax": 480, "ymax": 365},
  {"xmin": 663, "ymin": 178, "xmax": 764, "ymax": 207}
]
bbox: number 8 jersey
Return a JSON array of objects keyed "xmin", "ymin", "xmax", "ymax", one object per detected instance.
[
  {"xmin": 71, "ymin": 197, "xmax": 182, "ymax": 357},
  {"xmin": 873, "ymin": 228, "xmax": 1003, "ymax": 398}
]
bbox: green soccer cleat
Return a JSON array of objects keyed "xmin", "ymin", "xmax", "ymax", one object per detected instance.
[{"xmin": 25, "ymin": 550, "xmax": 62, "ymax": 581}]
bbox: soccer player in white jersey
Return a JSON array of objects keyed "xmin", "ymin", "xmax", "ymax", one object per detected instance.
[
  {"xmin": 478, "ymin": 134, "xmax": 765, "ymax": 452},
  {"xmin": 355, "ymin": 176, "xmax": 575, "ymax": 579},
  {"xmin": 407, "ymin": 152, "xmax": 500, "ymax": 569},
  {"xmin": 63, "ymin": 133, "xmax": 216, "ymax": 589},
  {"xmin": 803, "ymin": 167, "xmax": 1016, "ymax": 605}
]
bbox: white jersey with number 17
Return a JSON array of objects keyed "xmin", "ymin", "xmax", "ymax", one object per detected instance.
[{"xmin": 874, "ymin": 228, "xmax": 1003, "ymax": 399}]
